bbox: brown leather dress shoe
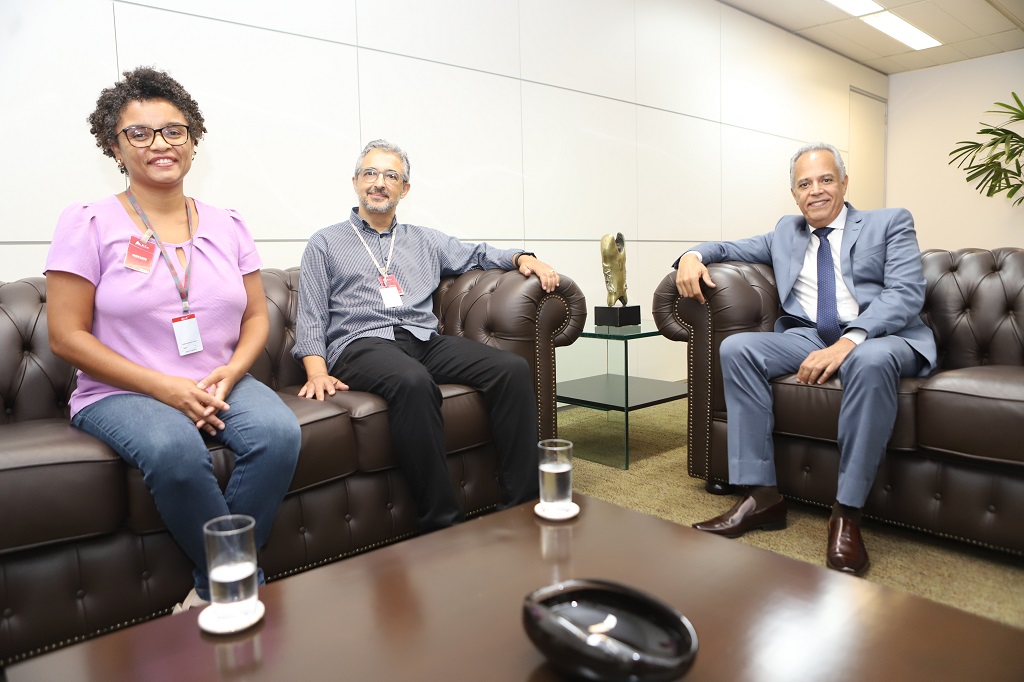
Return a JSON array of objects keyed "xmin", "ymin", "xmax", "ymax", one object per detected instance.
[
  {"xmin": 692, "ymin": 495, "xmax": 787, "ymax": 538},
  {"xmin": 826, "ymin": 517, "xmax": 870, "ymax": 576}
]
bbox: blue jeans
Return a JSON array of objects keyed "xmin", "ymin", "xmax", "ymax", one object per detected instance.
[{"xmin": 73, "ymin": 375, "xmax": 301, "ymax": 599}]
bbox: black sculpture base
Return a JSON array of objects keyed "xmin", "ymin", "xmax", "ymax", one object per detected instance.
[{"xmin": 594, "ymin": 305, "xmax": 640, "ymax": 327}]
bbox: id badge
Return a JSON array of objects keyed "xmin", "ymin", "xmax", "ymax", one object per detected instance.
[
  {"xmin": 171, "ymin": 313, "xmax": 204, "ymax": 356},
  {"xmin": 378, "ymin": 274, "xmax": 404, "ymax": 294},
  {"xmin": 124, "ymin": 236, "xmax": 156, "ymax": 273},
  {"xmin": 380, "ymin": 286, "xmax": 403, "ymax": 308}
]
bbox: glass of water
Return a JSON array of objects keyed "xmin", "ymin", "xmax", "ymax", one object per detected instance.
[
  {"xmin": 203, "ymin": 514, "xmax": 259, "ymax": 620},
  {"xmin": 538, "ymin": 439, "xmax": 574, "ymax": 515}
]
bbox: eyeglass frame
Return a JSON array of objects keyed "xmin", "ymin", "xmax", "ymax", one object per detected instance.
[
  {"xmin": 119, "ymin": 124, "xmax": 192, "ymax": 148},
  {"xmin": 355, "ymin": 167, "xmax": 409, "ymax": 186}
]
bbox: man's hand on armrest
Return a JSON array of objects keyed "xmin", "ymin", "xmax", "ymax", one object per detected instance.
[
  {"xmin": 516, "ymin": 254, "xmax": 560, "ymax": 293},
  {"xmin": 675, "ymin": 252, "xmax": 716, "ymax": 304},
  {"xmin": 298, "ymin": 355, "xmax": 349, "ymax": 401}
]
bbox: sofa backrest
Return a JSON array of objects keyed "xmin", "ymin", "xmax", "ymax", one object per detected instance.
[
  {"xmin": 1, "ymin": 268, "xmax": 479, "ymax": 424},
  {"xmin": 921, "ymin": 247, "xmax": 1024, "ymax": 372},
  {"xmin": 0, "ymin": 277, "xmax": 74, "ymax": 424},
  {"xmin": 248, "ymin": 267, "xmax": 306, "ymax": 390}
]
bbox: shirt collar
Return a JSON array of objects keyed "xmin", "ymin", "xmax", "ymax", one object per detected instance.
[
  {"xmin": 824, "ymin": 203, "xmax": 849, "ymax": 232},
  {"xmin": 350, "ymin": 207, "xmax": 399, "ymax": 234}
]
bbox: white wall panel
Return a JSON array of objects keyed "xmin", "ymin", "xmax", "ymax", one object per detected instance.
[
  {"xmin": 635, "ymin": 0, "xmax": 721, "ymax": 120},
  {"xmin": 720, "ymin": 6, "xmax": 850, "ymax": 146},
  {"xmin": 888, "ymin": 49, "xmax": 1024, "ymax": 250},
  {"xmin": 129, "ymin": 0, "xmax": 356, "ymax": 44},
  {"xmin": 255, "ymin": 241, "xmax": 312, "ymax": 271},
  {"xmin": 546, "ymin": 236, "xmax": 604, "ymax": 332},
  {"xmin": 357, "ymin": 51, "xmax": 524, "ymax": 240},
  {"xmin": 637, "ymin": 108, "xmax": 721, "ymax": 242},
  {"xmin": 1, "ymin": 0, "xmax": 122, "ymax": 243},
  {"xmin": 636, "ymin": 239, "xmax": 678, "ymax": 308},
  {"xmin": 522, "ymin": 83, "xmax": 637, "ymax": 242},
  {"xmin": 720, "ymin": 128, "xmax": 803, "ymax": 241},
  {"xmin": 519, "ymin": 0, "xmax": 635, "ymax": 102},
  {"xmin": 114, "ymin": 3, "xmax": 361, "ymax": 241},
  {"xmin": 0, "ymin": 245, "xmax": 52, "ymax": 282},
  {"xmin": 356, "ymin": 0, "xmax": 519, "ymax": 78}
]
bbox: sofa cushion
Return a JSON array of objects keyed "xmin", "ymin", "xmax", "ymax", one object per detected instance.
[
  {"xmin": 771, "ymin": 375, "xmax": 922, "ymax": 450},
  {"xmin": 917, "ymin": 366, "xmax": 1024, "ymax": 465},
  {"xmin": 0, "ymin": 420, "xmax": 125, "ymax": 553},
  {"xmin": 296, "ymin": 384, "xmax": 492, "ymax": 473}
]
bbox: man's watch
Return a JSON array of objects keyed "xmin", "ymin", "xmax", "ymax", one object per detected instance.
[{"xmin": 513, "ymin": 251, "xmax": 536, "ymax": 268}]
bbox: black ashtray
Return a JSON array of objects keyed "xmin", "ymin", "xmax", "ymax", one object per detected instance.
[{"xmin": 523, "ymin": 578, "xmax": 698, "ymax": 681}]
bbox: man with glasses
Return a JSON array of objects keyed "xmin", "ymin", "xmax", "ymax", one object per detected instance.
[{"xmin": 292, "ymin": 139, "xmax": 559, "ymax": 532}]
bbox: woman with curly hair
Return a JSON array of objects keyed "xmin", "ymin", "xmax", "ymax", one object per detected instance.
[{"xmin": 44, "ymin": 67, "xmax": 300, "ymax": 613}]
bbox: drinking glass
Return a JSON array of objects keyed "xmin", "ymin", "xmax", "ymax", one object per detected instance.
[
  {"xmin": 538, "ymin": 439, "xmax": 574, "ymax": 513},
  {"xmin": 203, "ymin": 514, "xmax": 259, "ymax": 620}
]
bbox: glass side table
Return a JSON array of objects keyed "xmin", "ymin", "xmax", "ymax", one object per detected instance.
[{"xmin": 556, "ymin": 321, "xmax": 687, "ymax": 469}]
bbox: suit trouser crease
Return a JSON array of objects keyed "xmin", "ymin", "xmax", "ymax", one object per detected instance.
[
  {"xmin": 72, "ymin": 375, "xmax": 301, "ymax": 597},
  {"xmin": 720, "ymin": 327, "xmax": 923, "ymax": 508},
  {"xmin": 334, "ymin": 329, "xmax": 538, "ymax": 530}
]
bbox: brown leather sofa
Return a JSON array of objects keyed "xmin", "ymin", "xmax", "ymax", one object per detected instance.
[
  {"xmin": 0, "ymin": 266, "xmax": 586, "ymax": 666},
  {"xmin": 652, "ymin": 247, "xmax": 1024, "ymax": 556}
]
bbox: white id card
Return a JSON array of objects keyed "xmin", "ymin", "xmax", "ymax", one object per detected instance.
[
  {"xmin": 380, "ymin": 286, "xmax": 403, "ymax": 308},
  {"xmin": 171, "ymin": 313, "xmax": 204, "ymax": 356}
]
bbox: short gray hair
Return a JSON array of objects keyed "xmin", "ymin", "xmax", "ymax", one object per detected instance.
[
  {"xmin": 355, "ymin": 139, "xmax": 410, "ymax": 180},
  {"xmin": 789, "ymin": 142, "xmax": 846, "ymax": 188}
]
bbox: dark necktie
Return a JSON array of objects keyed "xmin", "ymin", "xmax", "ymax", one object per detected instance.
[{"xmin": 813, "ymin": 227, "xmax": 842, "ymax": 345}]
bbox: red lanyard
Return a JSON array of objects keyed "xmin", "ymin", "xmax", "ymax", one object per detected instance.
[{"xmin": 126, "ymin": 188, "xmax": 195, "ymax": 314}]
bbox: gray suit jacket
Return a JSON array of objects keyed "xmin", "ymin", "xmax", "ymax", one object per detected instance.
[{"xmin": 680, "ymin": 202, "xmax": 937, "ymax": 375}]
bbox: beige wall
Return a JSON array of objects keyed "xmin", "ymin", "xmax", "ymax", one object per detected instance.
[
  {"xmin": 0, "ymin": 0, "xmax": 888, "ymax": 382},
  {"xmin": 887, "ymin": 49, "xmax": 1024, "ymax": 251}
]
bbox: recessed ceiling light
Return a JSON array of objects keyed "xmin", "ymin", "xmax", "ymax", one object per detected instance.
[
  {"xmin": 823, "ymin": 0, "xmax": 884, "ymax": 16},
  {"xmin": 861, "ymin": 11, "xmax": 942, "ymax": 50}
]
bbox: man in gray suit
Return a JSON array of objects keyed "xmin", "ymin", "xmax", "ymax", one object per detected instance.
[{"xmin": 675, "ymin": 142, "xmax": 936, "ymax": 576}]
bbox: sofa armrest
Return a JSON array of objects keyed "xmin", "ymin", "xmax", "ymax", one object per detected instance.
[
  {"xmin": 652, "ymin": 262, "xmax": 780, "ymax": 478},
  {"xmin": 435, "ymin": 269, "xmax": 587, "ymax": 440}
]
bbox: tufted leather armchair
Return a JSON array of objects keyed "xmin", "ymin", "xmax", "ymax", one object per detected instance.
[
  {"xmin": 653, "ymin": 248, "xmax": 1024, "ymax": 556},
  {"xmin": 0, "ymin": 266, "xmax": 586, "ymax": 666}
]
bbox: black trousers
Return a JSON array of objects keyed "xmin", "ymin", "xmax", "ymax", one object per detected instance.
[{"xmin": 333, "ymin": 328, "xmax": 539, "ymax": 531}]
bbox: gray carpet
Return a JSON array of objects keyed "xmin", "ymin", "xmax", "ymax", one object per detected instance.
[{"xmin": 558, "ymin": 402, "xmax": 1024, "ymax": 630}]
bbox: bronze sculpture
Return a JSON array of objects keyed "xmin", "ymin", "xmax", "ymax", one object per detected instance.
[{"xmin": 600, "ymin": 232, "xmax": 628, "ymax": 306}]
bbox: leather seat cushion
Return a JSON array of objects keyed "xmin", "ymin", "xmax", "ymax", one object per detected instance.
[
  {"xmin": 917, "ymin": 366, "xmax": 1024, "ymax": 465},
  {"xmin": 301, "ymin": 385, "xmax": 491, "ymax": 472},
  {"xmin": 0, "ymin": 420, "xmax": 125, "ymax": 553},
  {"xmin": 771, "ymin": 375, "xmax": 922, "ymax": 450}
]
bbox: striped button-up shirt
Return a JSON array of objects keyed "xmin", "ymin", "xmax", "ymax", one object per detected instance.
[{"xmin": 292, "ymin": 208, "xmax": 521, "ymax": 370}]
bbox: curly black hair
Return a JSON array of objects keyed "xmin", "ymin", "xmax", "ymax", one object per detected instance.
[{"xmin": 88, "ymin": 67, "xmax": 207, "ymax": 173}]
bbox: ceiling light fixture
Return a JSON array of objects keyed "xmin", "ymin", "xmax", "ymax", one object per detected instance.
[
  {"xmin": 861, "ymin": 11, "xmax": 942, "ymax": 50},
  {"xmin": 822, "ymin": 0, "xmax": 883, "ymax": 16}
]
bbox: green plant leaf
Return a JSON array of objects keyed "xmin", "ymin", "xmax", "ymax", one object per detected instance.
[{"xmin": 951, "ymin": 92, "xmax": 1024, "ymax": 205}]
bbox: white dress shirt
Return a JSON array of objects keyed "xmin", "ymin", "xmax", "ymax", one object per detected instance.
[{"xmin": 791, "ymin": 205, "xmax": 866, "ymax": 345}]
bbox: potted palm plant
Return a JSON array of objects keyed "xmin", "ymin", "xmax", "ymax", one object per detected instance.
[{"xmin": 949, "ymin": 92, "xmax": 1024, "ymax": 206}]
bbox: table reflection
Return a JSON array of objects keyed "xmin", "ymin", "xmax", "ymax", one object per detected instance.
[
  {"xmin": 214, "ymin": 631, "xmax": 263, "ymax": 676},
  {"xmin": 539, "ymin": 521, "xmax": 575, "ymax": 583}
]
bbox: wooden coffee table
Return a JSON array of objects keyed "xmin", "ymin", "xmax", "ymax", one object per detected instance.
[{"xmin": 7, "ymin": 495, "xmax": 1024, "ymax": 681}]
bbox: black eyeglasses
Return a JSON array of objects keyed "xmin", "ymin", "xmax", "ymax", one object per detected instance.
[
  {"xmin": 356, "ymin": 167, "xmax": 407, "ymax": 186},
  {"xmin": 120, "ymin": 124, "xmax": 191, "ymax": 148}
]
